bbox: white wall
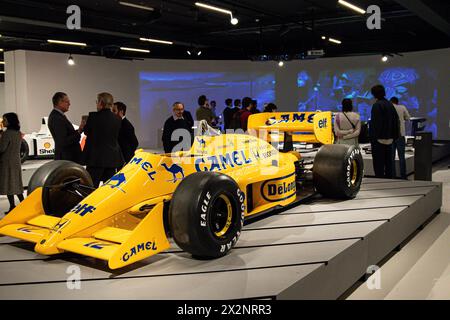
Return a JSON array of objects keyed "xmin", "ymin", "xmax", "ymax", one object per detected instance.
[{"xmin": 5, "ymin": 48, "xmax": 449, "ymax": 146}]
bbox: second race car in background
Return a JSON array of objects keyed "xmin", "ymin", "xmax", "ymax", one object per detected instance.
[{"xmin": 21, "ymin": 117, "xmax": 84, "ymax": 163}]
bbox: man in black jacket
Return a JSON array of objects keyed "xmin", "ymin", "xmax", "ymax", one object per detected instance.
[
  {"xmin": 48, "ymin": 92, "xmax": 84, "ymax": 163},
  {"xmin": 112, "ymin": 102, "xmax": 139, "ymax": 165},
  {"xmin": 83, "ymin": 93, "xmax": 124, "ymax": 187},
  {"xmin": 370, "ymin": 85, "xmax": 400, "ymax": 179},
  {"xmin": 223, "ymin": 98, "xmax": 239, "ymax": 131},
  {"xmin": 162, "ymin": 102, "xmax": 193, "ymax": 153}
]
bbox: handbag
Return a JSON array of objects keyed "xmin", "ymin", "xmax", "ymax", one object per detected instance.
[{"xmin": 342, "ymin": 112, "xmax": 356, "ymax": 130}]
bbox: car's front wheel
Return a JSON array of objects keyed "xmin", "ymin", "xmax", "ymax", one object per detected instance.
[
  {"xmin": 28, "ymin": 160, "xmax": 94, "ymax": 217},
  {"xmin": 169, "ymin": 172, "xmax": 245, "ymax": 258}
]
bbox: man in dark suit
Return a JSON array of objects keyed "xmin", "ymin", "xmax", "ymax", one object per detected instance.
[
  {"xmin": 48, "ymin": 92, "xmax": 84, "ymax": 163},
  {"xmin": 83, "ymin": 93, "xmax": 123, "ymax": 187},
  {"xmin": 112, "ymin": 102, "xmax": 139, "ymax": 165}
]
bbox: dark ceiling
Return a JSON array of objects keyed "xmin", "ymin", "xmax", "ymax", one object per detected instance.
[{"xmin": 0, "ymin": 0, "xmax": 449, "ymax": 81}]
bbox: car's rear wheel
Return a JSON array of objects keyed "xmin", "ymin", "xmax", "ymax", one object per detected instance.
[
  {"xmin": 313, "ymin": 144, "xmax": 363, "ymax": 199},
  {"xmin": 28, "ymin": 160, "xmax": 94, "ymax": 217},
  {"xmin": 169, "ymin": 172, "xmax": 245, "ymax": 258}
]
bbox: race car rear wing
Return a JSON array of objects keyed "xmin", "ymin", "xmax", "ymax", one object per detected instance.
[{"xmin": 247, "ymin": 112, "xmax": 334, "ymax": 145}]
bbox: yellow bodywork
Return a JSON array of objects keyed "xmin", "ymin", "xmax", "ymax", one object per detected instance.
[
  {"xmin": 0, "ymin": 113, "xmax": 331, "ymax": 269},
  {"xmin": 248, "ymin": 111, "xmax": 334, "ymax": 145}
]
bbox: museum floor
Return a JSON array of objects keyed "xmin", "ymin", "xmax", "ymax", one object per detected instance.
[
  {"xmin": 0, "ymin": 157, "xmax": 449, "ymax": 300},
  {"xmin": 346, "ymin": 157, "xmax": 450, "ymax": 300}
]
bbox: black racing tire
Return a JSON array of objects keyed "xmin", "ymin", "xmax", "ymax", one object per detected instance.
[
  {"xmin": 169, "ymin": 172, "xmax": 245, "ymax": 259},
  {"xmin": 20, "ymin": 139, "xmax": 29, "ymax": 164},
  {"xmin": 28, "ymin": 160, "xmax": 94, "ymax": 217},
  {"xmin": 313, "ymin": 144, "xmax": 364, "ymax": 199}
]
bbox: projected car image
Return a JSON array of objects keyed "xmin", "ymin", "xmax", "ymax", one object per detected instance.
[
  {"xmin": 0, "ymin": 113, "xmax": 363, "ymax": 269},
  {"xmin": 297, "ymin": 66, "xmax": 440, "ymax": 137}
]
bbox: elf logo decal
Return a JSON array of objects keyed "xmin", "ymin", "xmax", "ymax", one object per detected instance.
[
  {"xmin": 122, "ymin": 242, "xmax": 158, "ymax": 262},
  {"xmin": 70, "ymin": 203, "xmax": 96, "ymax": 217},
  {"xmin": 318, "ymin": 118, "xmax": 327, "ymax": 129},
  {"xmin": 261, "ymin": 173, "xmax": 296, "ymax": 202}
]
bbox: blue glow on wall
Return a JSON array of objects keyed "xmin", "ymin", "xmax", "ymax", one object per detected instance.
[
  {"xmin": 296, "ymin": 67, "xmax": 442, "ymax": 137},
  {"xmin": 140, "ymin": 71, "xmax": 275, "ymax": 147}
]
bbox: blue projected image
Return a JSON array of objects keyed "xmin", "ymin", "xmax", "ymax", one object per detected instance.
[
  {"xmin": 140, "ymin": 71, "xmax": 275, "ymax": 147},
  {"xmin": 297, "ymin": 67, "xmax": 440, "ymax": 137}
]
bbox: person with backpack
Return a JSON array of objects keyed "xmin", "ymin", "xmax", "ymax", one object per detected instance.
[{"xmin": 334, "ymin": 99, "xmax": 361, "ymax": 146}]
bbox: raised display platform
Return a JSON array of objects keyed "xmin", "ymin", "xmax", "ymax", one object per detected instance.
[{"xmin": 0, "ymin": 178, "xmax": 442, "ymax": 299}]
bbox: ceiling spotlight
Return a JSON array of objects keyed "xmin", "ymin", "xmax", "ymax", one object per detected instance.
[
  {"xmin": 381, "ymin": 55, "xmax": 389, "ymax": 62},
  {"xmin": 278, "ymin": 61, "xmax": 284, "ymax": 67},
  {"xmin": 67, "ymin": 55, "xmax": 75, "ymax": 66},
  {"xmin": 0, "ymin": 49, "xmax": 3, "ymax": 52},
  {"xmin": 230, "ymin": 17, "xmax": 239, "ymax": 25},
  {"xmin": 0, "ymin": 61, "xmax": 4, "ymax": 65},
  {"xmin": 119, "ymin": 1, "xmax": 154, "ymax": 11},
  {"xmin": 0, "ymin": 71, "xmax": 5, "ymax": 74},
  {"xmin": 187, "ymin": 50, "xmax": 192, "ymax": 55},
  {"xmin": 338, "ymin": 0, "xmax": 366, "ymax": 15},
  {"xmin": 197, "ymin": 51, "xmax": 202, "ymax": 56},
  {"xmin": 321, "ymin": 36, "xmax": 327, "ymax": 40}
]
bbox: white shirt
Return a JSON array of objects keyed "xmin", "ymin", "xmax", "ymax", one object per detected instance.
[{"xmin": 393, "ymin": 103, "xmax": 411, "ymax": 137}]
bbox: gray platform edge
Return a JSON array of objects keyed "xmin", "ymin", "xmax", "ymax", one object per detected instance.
[{"xmin": 277, "ymin": 181, "xmax": 442, "ymax": 299}]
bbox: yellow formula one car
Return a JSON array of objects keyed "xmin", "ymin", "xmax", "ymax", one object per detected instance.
[{"xmin": 0, "ymin": 112, "xmax": 363, "ymax": 269}]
